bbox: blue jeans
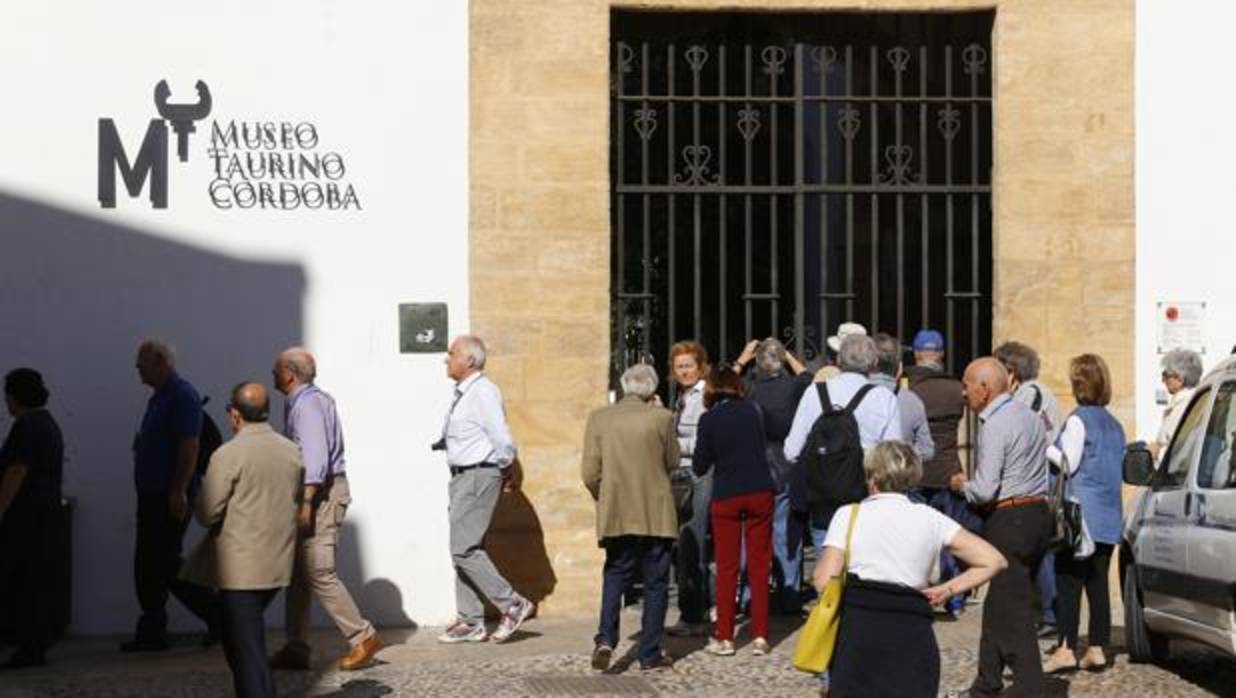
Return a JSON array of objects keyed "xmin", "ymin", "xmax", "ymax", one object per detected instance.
[
  {"xmin": 1037, "ymin": 550, "xmax": 1057, "ymax": 625},
  {"xmin": 675, "ymin": 470, "xmax": 714, "ymax": 624},
  {"xmin": 772, "ymin": 489, "xmax": 806, "ymax": 611},
  {"xmin": 596, "ymin": 536, "xmax": 672, "ymax": 666}
]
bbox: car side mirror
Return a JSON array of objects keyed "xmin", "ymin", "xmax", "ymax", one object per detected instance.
[{"xmin": 1123, "ymin": 441, "xmax": 1155, "ymax": 486}]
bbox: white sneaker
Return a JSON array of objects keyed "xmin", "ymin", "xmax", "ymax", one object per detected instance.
[
  {"xmin": 491, "ymin": 597, "xmax": 534, "ymax": 643},
  {"xmin": 752, "ymin": 637, "xmax": 771, "ymax": 656},
  {"xmin": 437, "ymin": 621, "xmax": 487, "ymax": 644},
  {"xmin": 705, "ymin": 638, "xmax": 736, "ymax": 656}
]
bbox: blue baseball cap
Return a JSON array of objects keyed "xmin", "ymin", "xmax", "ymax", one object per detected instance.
[{"xmin": 911, "ymin": 329, "xmax": 945, "ymax": 352}]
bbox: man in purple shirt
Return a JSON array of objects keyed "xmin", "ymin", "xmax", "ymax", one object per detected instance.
[{"xmin": 268, "ymin": 347, "xmax": 381, "ymax": 671}]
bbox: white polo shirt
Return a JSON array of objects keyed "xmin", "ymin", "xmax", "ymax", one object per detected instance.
[{"xmin": 823, "ymin": 493, "xmax": 961, "ymax": 590}]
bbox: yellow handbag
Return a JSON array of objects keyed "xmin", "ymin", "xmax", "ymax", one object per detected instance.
[{"xmin": 792, "ymin": 503, "xmax": 860, "ymax": 673}]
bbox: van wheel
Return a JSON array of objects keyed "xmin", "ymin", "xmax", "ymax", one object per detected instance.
[{"xmin": 1123, "ymin": 561, "xmax": 1170, "ymax": 663}]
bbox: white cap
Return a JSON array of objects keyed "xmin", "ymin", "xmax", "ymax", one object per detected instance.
[{"xmin": 826, "ymin": 321, "xmax": 868, "ymax": 353}]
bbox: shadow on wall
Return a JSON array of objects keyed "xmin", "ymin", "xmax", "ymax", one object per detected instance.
[
  {"xmin": 323, "ymin": 521, "xmax": 415, "ymax": 630},
  {"xmin": 0, "ymin": 191, "xmax": 306, "ymax": 635},
  {"xmin": 486, "ymin": 461, "xmax": 558, "ymax": 609}
]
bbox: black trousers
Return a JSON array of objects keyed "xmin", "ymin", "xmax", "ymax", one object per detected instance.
[
  {"xmin": 134, "ymin": 493, "xmax": 219, "ymax": 639},
  {"xmin": 970, "ymin": 502, "xmax": 1052, "ymax": 698},
  {"xmin": 0, "ymin": 514, "xmax": 55, "ymax": 657},
  {"xmin": 220, "ymin": 589, "xmax": 279, "ymax": 698},
  {"xmin": 1055, "ymin": 542, "xmax": 1114, "ymax": 650}
]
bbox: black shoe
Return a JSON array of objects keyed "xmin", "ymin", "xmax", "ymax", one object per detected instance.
[
  {"xmin": 2, "ymin": 649, "xmax": 47, "ymax": 670},
  {"xmin": 120, "ymin": 637, "xmax": 170, "ymax": 653},
  {"xmin": 639, "ymin": 651, "xmax": 675, "ymax": 671},
  {"xmin": 590, "ymin": 643, "xmax": 613, "ymax": 672}
]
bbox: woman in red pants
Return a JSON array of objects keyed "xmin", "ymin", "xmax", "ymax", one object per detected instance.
[{"xmin": 692, "ymin": 367, "xmax": 776, "ymax": 656}]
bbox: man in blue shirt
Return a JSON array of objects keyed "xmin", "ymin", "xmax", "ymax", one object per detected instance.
[{"xmin": 122, "ymin": 339, "xmax": 218, "ymax": 652}]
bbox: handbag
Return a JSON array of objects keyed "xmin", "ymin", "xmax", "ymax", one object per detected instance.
[
  {"xmin": 792, "ymin": 503, "xmax": 860, "ymax": 674},
  {"xmin": 1047, "ymin": 453, "xmax": 1084, "ymax": 553}
]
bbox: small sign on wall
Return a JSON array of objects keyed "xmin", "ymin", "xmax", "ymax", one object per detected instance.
[
  {"xmin": 1156, "ymin": 300, "xmax": 1206, "ymax": 355},
  {"xmin": 399, "ymin": 303, "xmax": 448, "ymax": 353}
]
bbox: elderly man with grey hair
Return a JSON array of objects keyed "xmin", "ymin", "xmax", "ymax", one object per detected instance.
[
  {"xmin": 784, "ymin": 334, "xmax": 901, "ymax": 559},
  {"xmin": 994, "ymin": 341, "xmax": 1062, "ymax": 443},
  {"xmin": 268, "ymin": 347, "xmax": 381, "ymax": 671},
  {"xmin": 581, "ymin": 363, "xmax": 680, "ymax": 671},
  {"xmin": 733, "ymin": 337, "xmax": 813, "ymax": 613},
  {"xmin": 870, "ymin": 333, "xmax": 935, "ymax": 463},
  {"xmin": 1154, "ymin": 348, "xmax": 1205, "ymax": 460},
  {"xmin": 436, "ymin": 335, "xmax": 534, "ymax": 645}
]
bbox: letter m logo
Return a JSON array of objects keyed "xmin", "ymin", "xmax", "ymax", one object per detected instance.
[{"xmin": 98, "ymin": 119, "xmax": 168, "ymax": 208}]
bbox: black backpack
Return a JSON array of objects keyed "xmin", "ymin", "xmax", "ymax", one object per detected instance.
[
  {"xmin": 804, "ymin": 382, "xmax": 875, "ymax": 525},
  {"xmin": 196, "ymin": 396, "xmax": 224, "ymax": 476}
]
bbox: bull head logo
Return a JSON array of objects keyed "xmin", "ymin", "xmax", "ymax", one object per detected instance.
[{"xmin": 154, "ymin": 80, "xmax": 212, "ymax": 162}]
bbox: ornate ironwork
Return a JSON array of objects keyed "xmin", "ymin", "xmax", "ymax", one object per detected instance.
[
  {"xmin": 810, "ymin": 45, "xmax": 838, "ymax": 74},
  {"xmin": 962, "ymin": 43, "xmax": 988, "ymax": 76},
  {"xmin": 736, "ymin": 107, "xmax": 761, "ymax": 142},
  {"xmin": 781, "ymin": 325, "xmax": 821, "ymax": 362},
  {"xmin": 937, "ymin": 106, "xmax": 961, "ymax": 141},
  {"xmin": 761, "ymin": 46, "xmax": 788, "ymax": 76},
  {"xmin": 838, "ymin": 105, "xmax": 861, "ymax": 141},
  {"xmin": 633, "ymin": 107, "xmax": 657, "ymax": 141},
  {"xmin": 672, "ymin": 145, "xmax": 721, "ymax": 186},
  {"xmin": 879, "ymin": 145, "xmax": 924, "ymax": 186},
  {"xmin": 618, "ymin": 42, "xmax": 635, "ymax": 74},
  {"xmin": 685, "ymin": 45, "xmax": 709, "ymax": 72},
  {"xmin": 887, "ymin": 46, "xmax": 911, "ymax": 74}
]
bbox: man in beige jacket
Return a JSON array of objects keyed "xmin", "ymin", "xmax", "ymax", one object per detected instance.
[
  {"xmin": 581, "ymin": 364, "xmax": 679, "ymax": 672},
  {"xmin": 181, "ymin": 383, "xmax": 303, "ymax": 698}
]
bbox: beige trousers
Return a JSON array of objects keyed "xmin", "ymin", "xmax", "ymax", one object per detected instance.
[{"xmin": 285, "ymin": 477, "xmax": 374, "ymax": 650}]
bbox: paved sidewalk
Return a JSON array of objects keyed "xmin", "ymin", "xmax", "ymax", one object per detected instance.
[{"xmin": 3, "ymin": 607, "xmax": 1234, "ymax": 696}]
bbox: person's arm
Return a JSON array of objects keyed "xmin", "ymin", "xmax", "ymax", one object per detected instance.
[
  {"xmin": 663, "ymin": 412, "xmax": 681, "ymax": 473},
  {"xmin": 912, "ymin": 408, "xmax": 936, "ymax": 462},
  {"xmin": 194, "ymin": 452, "xmax": 237, "ymax": 528},
  {"xmin": 581, "ymin": 413, "xmax": 602, "ymax": 500},
  {"xmin": 962, "ymin": 421, "xmax": 1003, "ymax": 505},
  {"xmin": 783, "ymin": 387, "xmax": 821, "ymax": 463},
  {"xmin": 692, "ymin": 415, "xmax": 716, "ymax": 477},
  {"xmin": 287, "ymin": 400, "xmax": 329, "ymax": 533},
  {"xmin": 922, "ymin": 528, "xmax": 1008, "ymax": 605},
  {"xmin": 1046, "ymin": 414, "xmax": 1085, "ymax": 475},
  {"xmin": 812, "ymin": 546, "xmax": 846, "ymax": 591},
  {"xmin": 0, "ymin": 465, "xmax": 29, "ymax": 518},
  {"xmin": 478, "ymin": 384, "xmax": 518, "ymax": 469},
  {"xmin": 785, "ymin": 351, "xmax": 807, "ymax": 376},
  {"xmin": 733, "ymin": 340, "xmax": 759, "ymax": 374},
  {"xmin": 168, "ymin": 389, "xmax": 203, "ymax": 521},
  {"xmin": 879, "ymin": 391, "xmax": 903, "ymax": 442}
]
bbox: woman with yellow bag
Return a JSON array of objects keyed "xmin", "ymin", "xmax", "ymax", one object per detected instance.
[{"xmin": 802, "ymin": 441, "xmax": 1006, "ymax": 697}]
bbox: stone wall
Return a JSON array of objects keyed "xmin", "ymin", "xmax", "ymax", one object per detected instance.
[{"xmin": 471, "ymin": 0, "xmax": 1134, "ymax": 615}]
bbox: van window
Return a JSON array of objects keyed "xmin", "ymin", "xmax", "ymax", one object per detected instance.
[
  {"xmin": 1198, "ymin": 381, "xmax": 1236, "ymax": 489},
  {"xmin": 1159, "ymin": 386, "xmax": 1211, "ymax": 489}
]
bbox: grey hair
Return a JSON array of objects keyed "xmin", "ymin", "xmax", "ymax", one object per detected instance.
[
  {"xmin": 278, "ymin": 347, "xmax": 317, "ymax": 384},
  {"xmin": 838, "ymin": 334, "xmax": 879, "ymax": 374},
  {"xmin": 620, "ymin": 363, "xmax": 659, "ymax": 399},
  {"xmin": 872, "ymin": 333, "xmax": 901, "ymax": 377},
  {"xmin": 1162, "ymin": 349, "xmax": 1204, "ymax": 388},
  {"xmin": 455, "ymin": 335, "xmax": 488, "ymax": 371},
  {"xmin": 138, "ymin": 338, "xmax": 176, "ymax": 367},
  {"xmin": 864, "ymin": 440, "xmax": 923, "ymax": 493},
  {"xmin": 755, "ymin": 338, "xmax": 786, "ymax": 376},
  {"xmin": 993, "ymin": 341, "xmax": 1040, "ymax": 381}
]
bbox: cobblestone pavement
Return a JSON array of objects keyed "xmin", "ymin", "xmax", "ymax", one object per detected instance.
[{"xmin": 3, "ymin": 607, "xmax": 1235, "ymax": 697}]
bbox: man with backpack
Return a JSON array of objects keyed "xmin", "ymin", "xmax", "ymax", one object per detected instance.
[{"xmin": 783, "ymin": 334, "xmax": 901, "ymax": 553}]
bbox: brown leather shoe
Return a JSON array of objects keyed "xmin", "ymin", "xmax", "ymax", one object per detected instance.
[
  {"xmin": 338, "ymin": 634, "xmax": 382, "ymax": 671},
  {"xmin": 268, "ymin": 645, "xmax": 310, "ymax": 671}
]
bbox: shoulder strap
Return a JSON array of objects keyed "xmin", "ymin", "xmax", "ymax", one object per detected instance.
[
  {"xmin": 1030, "ymin": 384, "xmax": 1043, "ymax": 412},
  {"xmin": 845, "ymin": 384, "xmax": 876, "ymax": 413},
  {"xmin": 817, "ymin": 381, "xmax": 832, "ymax": 410},
  {"xmin": 842, "ymin": 503, "xmax": 861, "ymax": 570}
]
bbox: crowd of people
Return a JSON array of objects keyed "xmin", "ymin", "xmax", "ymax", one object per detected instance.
[
  {"xmin": 0, "ymin": 325, "xmax": 1208, "ymax": 697},
  {"xmin": 580, "ymin": 323, "xmax": 1199, "ymax": 697}
]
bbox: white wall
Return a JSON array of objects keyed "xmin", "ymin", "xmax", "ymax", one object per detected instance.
[
  {"xmin": 1136, "ymin": 1, "xmax": 1236, "ymax": 440},
  {"xmin": 0, "ymin": 1, "xmax": 467, "ymax": 634}
]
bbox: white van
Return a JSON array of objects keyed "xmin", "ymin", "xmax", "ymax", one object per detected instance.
[{"xmin": 1122, "ymin": 355, "xmax": 1236, "ymax": 662}]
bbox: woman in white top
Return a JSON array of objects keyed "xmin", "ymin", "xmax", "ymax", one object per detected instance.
[
  {"xmin": 1152, "ymin": 349, "xmax": 1203, "ymax": 461},
  {"xmin": 812, "ymin": 441, "xmax": 1006, "ymax": 697}
]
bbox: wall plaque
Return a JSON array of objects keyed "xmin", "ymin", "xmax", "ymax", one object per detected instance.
[{"xmin": 399, "ymin": 303, "xmax": 448, "ymax": 353}]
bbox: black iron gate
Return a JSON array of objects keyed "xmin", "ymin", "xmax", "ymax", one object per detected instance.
[{"xmin": 610, "ymin": 11, "xmax": 994, "ymax": 391}]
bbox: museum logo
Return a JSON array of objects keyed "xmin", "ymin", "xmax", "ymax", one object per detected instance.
[{"xmin": 98, "ymin": 80, "xmax": 361, "ymax": 211}]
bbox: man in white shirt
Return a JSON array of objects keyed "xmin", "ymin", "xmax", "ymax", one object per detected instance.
[
  {"xmin": 435, "ymin": 335, "xmax": 533, "ymax": 644},
  {"xmin": 784, "ymin": 334, "xmax": 901, "ymax": 547}
]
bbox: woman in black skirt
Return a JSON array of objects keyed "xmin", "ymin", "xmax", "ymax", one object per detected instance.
[{"xmin": 812, "ymin": 441, "xmax": 1006, "ymax": 697}]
